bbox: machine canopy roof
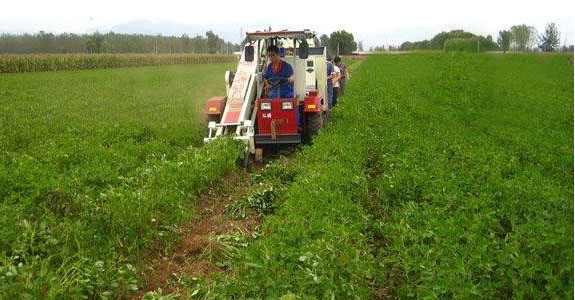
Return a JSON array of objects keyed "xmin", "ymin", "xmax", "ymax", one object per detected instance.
[{"xmin": 243, "ymin": 29, "xmax": 315, "ymax": 44}]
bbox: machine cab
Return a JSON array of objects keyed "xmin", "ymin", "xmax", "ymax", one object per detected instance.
[
  {"xmin": 202, "ymin": 29, "xmax": 327, "ymax": 165},
  {"xmin": 246, "ymin": 30, "xmax": 328, "ymax": 145}
]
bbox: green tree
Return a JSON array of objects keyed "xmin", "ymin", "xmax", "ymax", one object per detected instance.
[
  {"xmin": 430, "ymin": 30, "xmax": 474, "ymax": 49},
  {"xmin": 538, "ymin": 23, "xmax": 560, "ymax": 52},
  {"xmin": 400, "ymin": 41, "xmax": 413, "ymax": 51},
  {"xmin": 328, "ymin": 30, "xmax": 357, "ymax": 55},
  {"xmin": 181, "ymin": 34, "xmax": 191, "ymax": 53},
  {"xmin": 85, "ymin": 32, "xmax": 108, "ymax": 53},
  {"xmin": 357, "ymin": 41, "xmax": 364, "ymax": 51},
  {"xmin": 399, "ymin": 30, "xmax": 498, "ymax": 52},
  {"xmin": 510, "ymin": 24, "xmax": 536, "ymax": 52},
  {"xmin": 497, "ymin": 30, "xmax": 512, "ymax": 53},
  {"xmin": 206, "ymin": 31, "xmax": 221, "ymax": 54},
  {"xmin": 319, "ymin": 34, "xmax": 329, "ymax": 48},
  {"xmin": 38, "ymin": 31, "xmax": 55, "ymax": 53}
]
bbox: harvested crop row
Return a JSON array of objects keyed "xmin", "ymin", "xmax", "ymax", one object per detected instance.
[
  {"xmin": 190, "ymin": 53, "xmax": 573, "ymax": 299},
  {"xmin": 0, "ymin": 138, "xmax": 242, "ymax": 299},
  {"xmin": 0, "ymin": 53, "xmax": 238, "ymax": 73}
]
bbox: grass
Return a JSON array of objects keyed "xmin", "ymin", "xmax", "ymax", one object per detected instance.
[
  {"xmin": 183, "ymin": 52, "xmax": 573, "ymax": 300},
  {"xmin": 0, "ymin": 63, "xmax": 243, "ymax": 299}
]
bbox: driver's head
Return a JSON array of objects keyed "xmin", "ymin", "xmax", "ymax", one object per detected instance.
[{"xmin": 267, "ymin": 45, "xmax": 280, "ymax": 64}]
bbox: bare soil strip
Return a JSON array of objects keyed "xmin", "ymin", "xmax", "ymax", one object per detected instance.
[{"xmin": 130, "ymin": 170, "xmax": 260, "ymax": 299}]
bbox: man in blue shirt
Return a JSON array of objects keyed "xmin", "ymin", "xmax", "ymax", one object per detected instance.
[{"xmin": 264, "ymin": 45, "xmax": 294, "ymax": 98}]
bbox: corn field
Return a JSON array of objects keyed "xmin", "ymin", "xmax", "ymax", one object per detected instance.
[{"xmin": 0, "ymin": 53, "xmax": 239, "ymax": 73}]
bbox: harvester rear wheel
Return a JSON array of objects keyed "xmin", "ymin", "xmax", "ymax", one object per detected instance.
[{"xmin": 304, "ymin": 112, "xmax": 322, "ymax": 142}]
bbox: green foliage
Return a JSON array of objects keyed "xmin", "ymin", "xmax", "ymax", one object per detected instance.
[
  {"xmin": 327, "ymin": 30, "xmax": 357, "ymax": 55},
  {"xmin": 0, "ymin": 53, "xmax": 238, "ymax": 73},
  {"xmin": 0, "ymin": 64, "xmax": 243, "ymax": 299},
  {"xmin": 360, "ymin": 53, "xmax": 573, "ymax": 299},
  {"xmin": 444, "ymin": 38, "xmax": 480, "ymax": 53},
  {"xmin": 538, "ymin": 23, "xmax": 561, "ymax": 52},
  {"xmin": 0, "ymin": 31, "xmax": 241, "ymax": 54},
  {"xmin": 226, "ymin": 163, "xmax": 297, "ymax": 219},
  {"xmin": 319, "ymin": 34, "xmax": 329, "ymax": 48},
  {"xmin": 199, "ymin": 52, "xmax": 573, "ymax": 299},
  {"xmin": 85, "ymin": 32, "xmax": 109, "ymax": 54},
  {"xmin": 201, "ymin": 229, "xmax": 253, "ymax": 267},
  {"xmin": 510, "ymin": 24, "xmax": 537, "ymax": 52},
  {"xmin": 444, "ymin": 37, "xmax": 497, "ymax": 53},
  {"xmin": 401, "ymin": 30, "xmax": 499, "ymax": 51},
  {"xmin": 497, "ymin": 30, "xmax": 512, "ymax": 53}
]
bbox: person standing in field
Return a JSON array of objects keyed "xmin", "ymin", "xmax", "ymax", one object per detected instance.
[
  {"xmin": 326, "ymin": 56, "xmax": 335, "ymax": 109},
  {"xmin": 333, "ymin": 56, "xmax": 349, "ymax": 96},
  {"xmin": 331, "ymin": 62, "xmax": 342, "ymax": 107}
]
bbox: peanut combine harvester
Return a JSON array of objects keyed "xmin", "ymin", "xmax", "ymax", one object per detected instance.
[{"xmin": 203, "ymin": 29, "xmax": 328, "ymax": 167}]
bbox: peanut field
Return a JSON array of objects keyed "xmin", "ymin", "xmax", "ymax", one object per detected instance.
[
  {"xmin": 0, "ymin": 62, "xmax": 242, "ymax": 299},
  {"xmin": 0, "ymin": 52, "xmax": 573, "ymax": 300},
  {"xmin": 182, "ymin": 53, "xmax": 574, "ymax": 300}
]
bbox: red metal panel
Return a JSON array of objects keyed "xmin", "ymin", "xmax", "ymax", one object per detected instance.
[
  {"xmin": 204, "ymin": 97, "xmax": 227, "ymax": 115},
  {"xmin": 257, "ymin": 98, "xmax": 298, "ymax": 135},
  {"xmin": 222, "ymin": 103, "xmax": 244, "ymax": 123},
  {"xmin": 303, "ymin": 91, "xmax": 321, "ymax": 112},
  {"xmin": 246, "ymin": 30, "xmax": 307, "ymax": 36},
  {"xmin": 224, "ymin": 111, "xmax": 241, "ymax": 123}
]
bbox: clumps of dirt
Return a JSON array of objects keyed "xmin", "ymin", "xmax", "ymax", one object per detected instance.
[{"xmin": 130, "ymin": 171, "xmax": 261, "ymax": 299}]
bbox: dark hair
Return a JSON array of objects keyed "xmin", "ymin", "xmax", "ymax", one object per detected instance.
[
  {"xmin": 267, "ymin": 45, "xmax": 279, "ymax": 54},
  {"xmin": 326, "ymin": 55, "xmax": 332, "ymax": 61},
  {"xmin": 333, "ymin": 56, "xmax": 341, "ymax": 63}
]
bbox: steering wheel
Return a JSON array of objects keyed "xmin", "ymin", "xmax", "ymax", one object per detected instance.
[
  {"xmin": 266, "ymin": 77, "xmax": 288, "ymax": 85},
  {"xmin": 265, "ymin": 77, "xmax": 288, "ymax": 96}
]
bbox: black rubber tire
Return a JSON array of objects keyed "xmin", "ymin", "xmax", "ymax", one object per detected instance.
[
  {"xmin": 305, "ymin": 112, "xmax": 322, "ymax": 140},
  {"xmin": 205, "ymin": 115, "xmax": 219, "ymax": 138}
]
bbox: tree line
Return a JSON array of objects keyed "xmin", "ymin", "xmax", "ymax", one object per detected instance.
[
  {"xmin": 318, "ymin": 30, "xmax": 358, "ymax": 56},
  {"xmin": 371, "ymin": 23, "xmax": 572, "ymax": 53},
  {"xmin": 497, "ymin": 23, "xmax": 571, "ymax": 53},
  {"xmin": 394, "ymin": 30, "xmax": 499, "ymax": 52},
  {"xmin": 0, "ymin": 31, "xmax": 241, "ymax": 54}
]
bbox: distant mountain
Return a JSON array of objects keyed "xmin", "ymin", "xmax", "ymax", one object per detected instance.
[{"xmin": 88, "ymin": 19, "xmax": 245, "ymax": 43}]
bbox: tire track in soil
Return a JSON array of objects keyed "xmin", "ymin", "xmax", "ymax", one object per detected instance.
[{"xmin": 129, "ymin": 170, "xmax": 261, "ymax": 299}]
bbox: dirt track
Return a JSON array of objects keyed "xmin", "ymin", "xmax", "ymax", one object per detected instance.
[{"xmin": 130, "ymin": 171, "xmax": 261, "ymax": 298}]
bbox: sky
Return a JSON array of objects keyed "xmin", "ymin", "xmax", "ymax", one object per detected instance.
[{"xmin": 1, "ymin": 0, "xmax": 574, "ymax": 47}]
